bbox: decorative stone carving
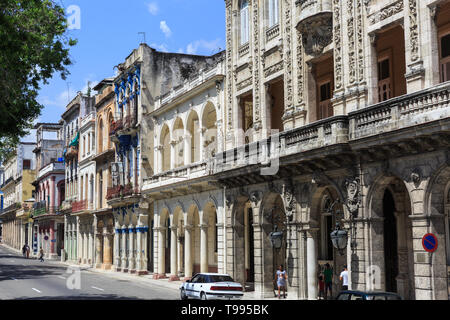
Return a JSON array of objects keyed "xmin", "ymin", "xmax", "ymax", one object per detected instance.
[
  {"xmin": 296, "ymin": 29, "xmax": 304, "ymax": 106},
  {"xmin": 356, "ymin": 0, "xmax": 365, "ymax": 83},
  {"xmin": 408, "ymin": 0, "xmax": 419, "ymax": 62},
  {"xmin": 249, "ymin": 191, "xmax": 261, "ymax": 205},
  {"xmin": 225, "ymin": 195, "xmax": 234, "ymax": 209},
  {"xmin": 284, "ymin": 180, "xmax": 297, "ymax": 220},
  {"xmin": 252, "ymin": 1, "xmax": 261, "ymax": 128},
  {"xmin": 297, "ymin": 14, "xmax": 333, "ymax": 57},
  {"xmin": 283, "ymin": 0, "xmax": 294, "ymax": 111},
  {"xmin": 368, "ymin": 0, "xmax": 403, "ymax": 25},
  {"xmin": 226, "ymin": 2, "xmax": 233, "ymax": 134},
  {"xmin": 344, "ymin": 177, "xmax": 361, "ymax": 215},
  {"xmin": 347, "ymin": 0, "xmax": 356, "ymax": 84},
  {"xmin": 332, "ymin": 0, "xmax": 343, "ymax": 90},
  {"xmin": 411, "ymin": 168, "xmax": 421, "ymax": 185}
]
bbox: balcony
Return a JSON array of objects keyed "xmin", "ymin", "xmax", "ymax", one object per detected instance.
[
  {"xmin": 65, "ymin": 146, "xmax": 78, "ymax": 160},
  {"xmin": 109, "ymin": 119, "xmax": 123, "ymax": 136},
  {"xmin": 212, "ymin": 116, "xmax": 349, "ymax": 175},
  {"xmin": 106, "ymin": 184, "xmax": 140, "ymax": 201},
  {"xmin": 349, "ymin": 82, "xmax": 450, "ymax": 141},
  {"xmin": 295, "ymin": 0, "xmax": 332, "ymax": 57},
  {"xmin": 38, "ymin": 162, "xmax": 65, "ymax": 179},
  {"xmin": 72, "ymin": 200, "xmax": 87, "ymax": 213}
]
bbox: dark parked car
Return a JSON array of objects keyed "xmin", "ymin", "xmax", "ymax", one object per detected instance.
[{"xmin": 336, "ymin": 290, "xmax": 403, "ymax": 300}]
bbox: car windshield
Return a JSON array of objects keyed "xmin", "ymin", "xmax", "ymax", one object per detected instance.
[{"xmin": 209, "ymin": 275, "xmax": 234, "ymax": 283}]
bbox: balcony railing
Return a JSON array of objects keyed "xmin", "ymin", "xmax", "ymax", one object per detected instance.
[
  {"xmin": 109, "ymin": 119, "xmax": 123, "ymax": 136},
  {"xmin": 349, "ymin": 82, "xmax": 450, "ymax": 140},
  {"xmin": 106, "ymin": 184, "xmax": 140, "ymax": 200},
  {"xmin": 72, "ymin": 200, "xmax": 87, "ymax": 213}
]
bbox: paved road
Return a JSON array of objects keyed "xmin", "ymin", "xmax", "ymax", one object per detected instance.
[{"xmin": 0, "ymin": 245, "xmax": 178, "ymax": 300}]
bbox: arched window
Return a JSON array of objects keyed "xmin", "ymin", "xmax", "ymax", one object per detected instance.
[
  {"xmin": 240, "ymin": 0, "xmax": 249, "ymax": 45},
  {"xmin": 98, "ymin": 119, "xmax": 104, "ymax": 153},
  {"xmin": 268, "ymin": 0, "xmax": 279, "ymax": 28}
]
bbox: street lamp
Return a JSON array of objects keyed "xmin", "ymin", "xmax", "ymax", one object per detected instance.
[
  {"xmin": 269, "ymin": 225, "xmax": 284, "ymax": 249},
  {"xmin": 326, "ymin": 198, "xmax": 348, "ymax": 255}
]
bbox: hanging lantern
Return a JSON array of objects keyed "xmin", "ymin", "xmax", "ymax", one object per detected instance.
[{"xmin": 330, "ymin": 227, "xmax": 348, "ymax": 255}]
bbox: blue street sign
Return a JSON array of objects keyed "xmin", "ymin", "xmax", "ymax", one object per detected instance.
[{"xmin": 422, "ymin": 233, "xmax": 438, "ymax": 253}]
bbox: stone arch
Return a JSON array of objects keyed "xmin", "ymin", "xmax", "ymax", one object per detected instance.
[
  {"xmin": 187, "ymin": 110, "xmax": 200, "ymax": 164},
  {"xmin": 160, "ymin": 124, "xmax": 171, "ymax": 172},
  {"xmin": 107, "ymin": 110, "xmax": 114, "ymax": 149},
  {"xmin": 367, "ymin": 174, "xmax": 415, "ymax": 300},
  {"xmin": 172, "ymin": 117, "xmax": 184, "ymax": 168},
  {"xmin": 184, "ymin": 203, "xmax": 201, "ymax": 277},
  {"xmin": 98, "ymin": 116, "xmax": 104, "ymax": 153}
]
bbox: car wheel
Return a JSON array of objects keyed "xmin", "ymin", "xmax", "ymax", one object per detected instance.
[
  {"xmin": 180, "ymin": 289, "xmax": 188, "ymax": 300},
  {"xmin": 201, "ymin": 292, "xmax": 207, "ymax": 300}
]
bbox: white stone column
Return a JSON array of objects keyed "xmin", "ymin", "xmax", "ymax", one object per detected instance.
[
  {"xmin": 142, "ymin": 227, "xmax": 148, "ymax": 272},
  {"xmin": 184, "ymin": 134, "xmax": 191, "ymax": 165},
  {"xmin": 136, "ymin": 226, "xmax": 142, "ymax": 272},
  {"xmin": 170, "ymin": 225, "xmax": 179, "ymax": 280},
  {"xmin": 121, "ymin": 226, "xmax": 128, "ymax": 271},
  {"xmin": 307, "ymin": 229, "xmax": 318, "ymax": 300},
  {"xmin": 184, "ymin": 225, "xmax": 193, "ymax": 280},
  {"xmin": 128, "ymin": 226, "xmax": 135, "ymax": 272},
  {"xmin": 114, "ymin": 226, "xmax": 121, "ymax": 270},
  {"xmin": 170, "ymin": 141, "xmax": 176, "ymax": 170},
  {"xmin": 158, "ymin": 226, "xmax": 166, "ymax": 278},
  {"xmin": 200, "ymin": 223, "xmax": 208, "ymax": 273},
  {"xmin": 199, "ymin": 127, "xmax": 205, "ymax": 161}
]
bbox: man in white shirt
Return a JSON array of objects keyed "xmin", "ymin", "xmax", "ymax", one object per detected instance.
[{"xmin": 340, "ymin": 265, "xmax": 349, "ymax": 291}]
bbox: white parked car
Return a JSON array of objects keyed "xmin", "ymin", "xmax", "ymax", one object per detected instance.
[{"xmin": 180, "ymin": 273, "xmax": 244, "ymax": 300}]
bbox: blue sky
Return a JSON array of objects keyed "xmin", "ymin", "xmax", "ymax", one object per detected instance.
[{"xmin": 24, "ymin": 0, "xmax": 226, "ymax": 141}]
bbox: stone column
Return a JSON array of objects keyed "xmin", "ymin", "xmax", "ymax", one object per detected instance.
[
  {"xmin": 142, "ymin": 228, "xmax": 148, "ymax": 272},
  {"xmin": 170, "ymin": 225, "xmax": 179, "ymax": 280},
  {"xmin": 95, "ymin": 231, "xmax": 103, "ymax": 268},
  {"xmin": 158, "ymin": 226, "xmax": 166, "ymax": 278},
  {"xmin": 136, "ymin": 226, "xmax": 142, "ymax": 272},
  {"xmin": 103, "ymin": 233, "xmax": 112, "ymax": 270},
  {"xmin": 200, "ymin": 223, "xmax": 208, "ymax": 273},
  {"xmin": 50, "ymin": 223, "xmax": 55, "ymax": 256},
  {"xmin": 114, "ymin": 226, "xmax": 121, "ymax": 271},
  {"xmin": 129, "ymin": 226, "xmax": 135, "ymax": 272},
  {"xmin": 50, "ymin": 176, "xmax": 56, "ymax": 213},
  {"xmin": 170, "ymin": 141, "xmax": 176, "ymax": 169},
  {"xmin": 121, "ymin": 226, "xmax": 128, "ymax": 272},
  {"xmin": 306, "ymin": 229, "xmax": 318, "ymax": 300},
  {"xmin": 184, "ymin": 134, "xmax": 191, "ymax": 165},
  {"xmin": 184, "ymin": 225, "xmax": 193, "ymax": 280},
  {"xmin": 88, "ymin": 226, "xmax": 94, "ymax": 265}
]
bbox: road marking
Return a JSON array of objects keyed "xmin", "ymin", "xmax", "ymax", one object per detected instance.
[
  {"xmin": 91, "ymin": 286, "xmax": 104, "ymax": 291},
  {"xmin": 10, "ymin": 260, "xmax": 15, "ymax": 263},
  {"xmin": 32, "ymin": 288, "xmax": 41, "ymax": 293},
  {"xmin": 57, "ymin": 276, "xmax": 66, "ymax": 280}
]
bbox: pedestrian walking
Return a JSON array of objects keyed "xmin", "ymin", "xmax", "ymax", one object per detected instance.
[
  {"xmin": 22, "ymin": 244, "xmax": 27, "ymax": 258},
  {"xmin": 39, "ymin": 247, "xmax": 44, "ymax": 262},
  {"xmin": 275, "ymin": 265, "xmax": 287, "ymax": 299},
  {"xmin": 340, "ymin": 265, "xmax": 349, "ymax": 291},
  {"xmin": 323, "ymin": 263, "xmax": 333, "ymax": 299},
  {"xmin": 318, "ymin": 274, "xmax": 325, "ymax": 300},
  {"xmin": 26, "ymin": 243, "xmax": 30, "ymax": 259}
]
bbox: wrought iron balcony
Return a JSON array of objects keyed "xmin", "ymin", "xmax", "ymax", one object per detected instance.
[{"xmin": 72, "ymin": 200, "xmax": 87, "ymax": 213}]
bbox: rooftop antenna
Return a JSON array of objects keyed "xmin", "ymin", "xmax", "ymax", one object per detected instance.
[{"xmin": 138, "ymin": 32, "xmax": 146, "ymax": 44}]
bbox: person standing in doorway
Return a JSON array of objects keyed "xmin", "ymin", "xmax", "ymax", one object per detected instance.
[
  {"xmin": 340, "ymin": 265, "xmax": 349, "ymax": 291},
  {"xmin": 275, "ymin": 265, "xmax": 287, "ymax": 299},
  {"xmin": 323, "ymin": 263, "xmax": 333, "ymax": 300},
  {"xmin": 39, "ymin": 247, "xmax": 44, "ymax": 262}
]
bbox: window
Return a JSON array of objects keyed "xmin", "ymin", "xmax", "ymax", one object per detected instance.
[
  {"xmin": 377, "ymin": 55, "xmax": 392, "ymax": 102},
  {"xmin": 240, "ymin": 0, "xmax": 249, "ymax": 45},
  {"xmin": 440, "ymin": 33, "xmax": 450, "ymax": 82},
  {"xmin": 23, "ymin": 160, "xmax": 31, "ymax": 170},
  {"xmin": 318, "ymin": 81, "xmax": 333, "ymax": 120},
  {"xmin": 268, "ymin": 0, "xmax": 279, "ymax": 28}
]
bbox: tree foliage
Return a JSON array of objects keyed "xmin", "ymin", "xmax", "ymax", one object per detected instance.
[{"xmin": 0, "ymin": 0, "xmax": 77, "ymax": 162}]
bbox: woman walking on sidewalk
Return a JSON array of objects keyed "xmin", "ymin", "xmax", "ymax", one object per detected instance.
[{"xmin": 39, "ymin": 247, "xmax": 44, "ymax": 262}]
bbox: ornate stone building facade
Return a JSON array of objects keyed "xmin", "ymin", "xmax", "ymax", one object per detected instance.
[{"xmin": 211, "ymin": 0, "xmax": 450, "ymax": 300}]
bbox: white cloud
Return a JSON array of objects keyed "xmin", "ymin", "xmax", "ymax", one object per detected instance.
[
  {"xmin": 160, "ymin": 20, "xmax": 172, "ymax": 38},
  {"xmin": 185, "ymin": 39, "xmax": 222, "ymax": 55},
  {"xmin": 147, "ymin": 2, "xmax": 159, "ymax": 15},
  {"xmin": 177, "ymin": 48, "xmax": 184, "ymax": 54},
  {"xmin": 150, "ymin": 43, "xmax": 169, "ymax": 52}
]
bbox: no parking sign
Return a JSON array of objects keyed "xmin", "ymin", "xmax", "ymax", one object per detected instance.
[{"xmin": 422, "ymin": 233, "xmax": 438, "ymax": 253}]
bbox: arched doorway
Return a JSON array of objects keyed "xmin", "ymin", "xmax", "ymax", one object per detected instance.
[{"xmin": 370, "ymin": 176, "xmax": 414, "ymax": 299}]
